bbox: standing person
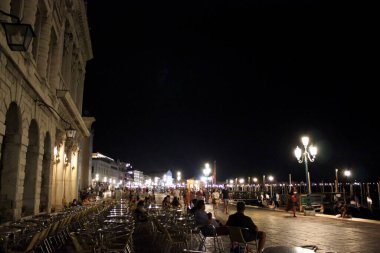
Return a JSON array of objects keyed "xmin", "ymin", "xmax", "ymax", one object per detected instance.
[
  {"xmin": 197, "ymin": 189, "xmax": 204, "ymax": 201},
  {"xmin": 286, "ymin": 188, "xmax": 298, "ymax": 217},
  {"xmin": 212, "ymin": 188, "xmax": 220, "ymax": 210},
  {"xmin": 173, "ymin": 187, "xmax": 180, "ymax": 199},
  {"xmin": 274, "ymin": 192, "xmax": 280, "ymax": 209},
  {"xmin": 183, "ymin": 188, "xmax": 189, "ymax": 210},
  {"xmin": 222, "ymin": 184, "xmax": 230, "ymax": 214},
  {"xmin": 366, "ymin": 194, "xmax": 373, "ymax": 211},
  {"xmin": 226, "ymin": 201, "xmax": 266, "ymax": 253}
]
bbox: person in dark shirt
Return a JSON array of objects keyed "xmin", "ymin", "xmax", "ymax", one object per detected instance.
[
  {"xmin": 188, "ymin": 198, "xmax": 198, "ymax": 214},
  {"xmin": 134, "ymin": 200, "xmax": 148, "ymax": 222},
  {"xmin": 226, "ymin": 201, "xmax": 266, "ymax": 252},
  {"xmin": 171, "ymin": 196, "xmax": 182, "ymax": 209},
  {"xmin": 222, "ymin": 184, "xmax": 230, "ymax": 214}
]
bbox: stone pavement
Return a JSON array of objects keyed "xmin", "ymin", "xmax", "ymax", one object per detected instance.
[{"xmin": 206, "ymin": 201, "xmax": 380, "ymax": 253}]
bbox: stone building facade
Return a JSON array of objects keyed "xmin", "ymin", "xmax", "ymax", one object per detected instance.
[
  {"xmin": 91, "ymin": 153, "xmax": 124, "ymax": 187},
  {"xmin": 0, "ymin": 0, "xmax": 93, "ymax": 221}
]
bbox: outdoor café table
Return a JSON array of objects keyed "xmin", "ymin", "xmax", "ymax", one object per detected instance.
[
  {"xmin": 106, "ymin": 214, "xmax": 129, "ymax": 219},
  {"xmin": 262, "ymin": 246, "xmax": 315, "ymax": 253},
  {"xmin": 103, "ymin": 219, "xmax": 130, "ymax": 224},
  {"xmin": 24, "ymin": 217, "xmax": 51, "ymax": 227},
  {"xmin": 109, "ymin": 211, "xmax": 128, "ymax": 214}
]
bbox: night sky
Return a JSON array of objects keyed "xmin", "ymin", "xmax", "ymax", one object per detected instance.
[{"xmin": 83, "ymin": 1, "xmax": 378, "ymax": 182}]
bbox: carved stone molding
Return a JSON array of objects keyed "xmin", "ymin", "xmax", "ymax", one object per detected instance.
[
  {"xmin": 55, "ymin": 129, "xmax": 66, "ymax": 148},
  {"xmin": 64, "ymin": 137, "xmax": 78, "ymax": 161}
]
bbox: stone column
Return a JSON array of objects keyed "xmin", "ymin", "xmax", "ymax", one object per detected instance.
[
  {"xmin": 65, "ymin": 135, "xmax": 80, "ymax": 202},
  {"xmin": 80, "ymin": 117, "xmax": 95, "ymax": 190},
  {"xmin": 52, "ymin": 130, "xmax": 65, "ymax": 210}
]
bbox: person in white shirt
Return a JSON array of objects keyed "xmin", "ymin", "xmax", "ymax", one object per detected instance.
[
  {"xmin": 173, "ymin": 188, "xmax": 180, "ymax": 199},
  {"xmin": 211, "ymin": 189, "xmax": 220, "ymax": 209}
]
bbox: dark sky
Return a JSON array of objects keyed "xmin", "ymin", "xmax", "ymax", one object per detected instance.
[{"xmin": 83, "ymin": 0, "xmax": 378, "ymax": 183}]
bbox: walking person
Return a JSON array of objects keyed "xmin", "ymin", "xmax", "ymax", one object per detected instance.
[
  {"xmin": 222, "ymin": 184, "xmax": 230, "ymax": 214},
  {"xmin": 286, "ymin": 188, "xmax": 298, "ymax": 217}
]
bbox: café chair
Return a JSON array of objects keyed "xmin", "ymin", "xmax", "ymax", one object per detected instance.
[{"xmin": 227, "ymin": 226, "xmax": 258, "ymax": 253}]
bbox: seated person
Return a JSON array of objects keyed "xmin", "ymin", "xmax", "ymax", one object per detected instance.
[
  {"xmin": 81, "ymin": 197, "xmax": 90, "ymax": 205},
  {"xmin": 162, "ymin": 195, "xmax": 171, "ymax": 209},
  {"xmin": 261, "ymin": 199, "xmax": 268, "ymax": 208},
  {"xmin": 267, "ymin": 199, "xmax": 275, "ymax": 209},
  {"xmin": 171, "ymin": 196, "xmax": 182, "ymax": 209},
  {"xmin": 188, "ymin": 199, "xmax": 198, "ymax": 214},
  {"xmin": 194, "ymin": 200, "xmax": 209, "ymax": 226},
  {"xmin": 195, "ymin": 200, "xmax": 223, "ymax": 236},
  {"xmin": 71, "ymin": 198, "xmax": 79, "ymax": 207},
  {"xmin": 134, "ymin": 200, "xmax": 148, "ymax": 222},
  {"xmin": 226, "ymin": 201, "xmax": 266, "ymax": 253},
  {"xmin": 207, "ymin": 212, "xmax": 220, "ymax": 226},
  {"xmin": 340, "ymin": 203, "xmax": 351, "ymax": 218}
]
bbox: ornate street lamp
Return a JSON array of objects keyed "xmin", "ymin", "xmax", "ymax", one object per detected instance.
[
  {"xmin": 203, "ymin": 163, "xmax": 211, "ymax": 190},
  {"xmin": 252, "ymin": 177, "xmax": 258, "ymax": 193},
  {"xmin": 268, "ymin": 175, "xmax": 274, "ymax": 197},
  {"xmin": 0, "ymin": 10, "xmax": 35, "ymax": 51},
  {"xmin": 343, "ymin": 169, "xmax": 351, "ymax": 204},
  {"xmin": 294, "ymin": 136, "xmax": 317, "ymax": 194}
]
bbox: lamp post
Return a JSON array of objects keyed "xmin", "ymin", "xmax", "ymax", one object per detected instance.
[
  {"xmin": 177, "ymin": 171, "xmax": 181, "ymax": 184},
  {"xmin": 263, "ymin": 175, "xmax": 266, "ymax": 191},
  {"xmin": 253, "ymin": 177, "xmax": 258, "ymax": 193},
  {"xmin": 268, "ymin": 175, "xmax": 274, "ymax": 197},
  {"xmin": 294, "ymin": 136, "xmax": 317, "ymax": 194},
  {"xmin": 239, "ymin": 178, "xmax": 244, "ymax": 191},
  {"xmin": 203, "ymin": 163, "xmax": 211, "ymax": 191},
  {"xmin": 343, "ymin": 169, "xmax": 351, "ymax": 204}
]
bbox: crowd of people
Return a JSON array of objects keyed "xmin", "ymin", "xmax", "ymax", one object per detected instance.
[
  {"xmin": 190, "ymin": 196, "xmax": 266, "ymax": 252},
  {"xmin": 70, "ymin": 181, "xmax": 378, "ymax": 252}
]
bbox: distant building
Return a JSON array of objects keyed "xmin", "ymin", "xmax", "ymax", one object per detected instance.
[
  {"xmin": 163, "ymin": 170, "xmax": 173, "ymax": 186},
  {"xmin": 131, "ymin": 170, "xmax": 144, "ymax": 186},
  {"xmin": 91, "ymin": 153, "xmax": 123, "ymax": 186}
]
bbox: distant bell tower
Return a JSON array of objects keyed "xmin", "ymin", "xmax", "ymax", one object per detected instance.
[{"xmin": 212, "ymin": 161, "xmax": 217, "ymax": 184}]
